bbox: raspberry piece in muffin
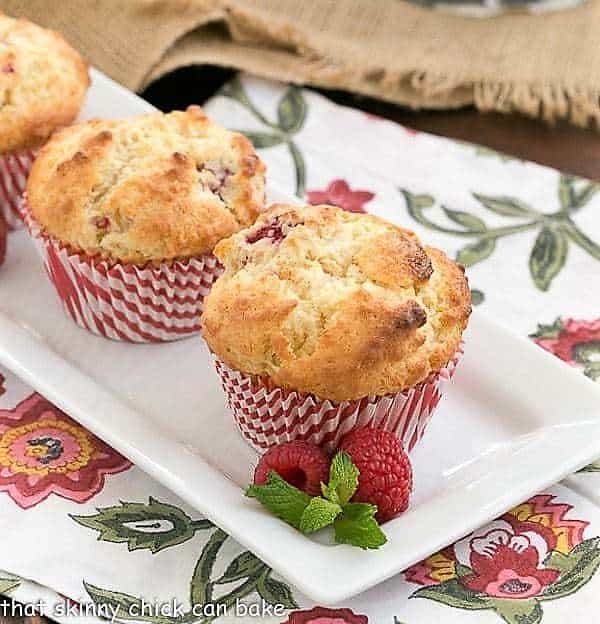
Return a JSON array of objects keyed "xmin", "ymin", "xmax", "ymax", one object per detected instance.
[
  {"xmin": 197, "ymin": 163, "xmax": 233, "ymax": 202},
  {"xmin": 246, "ymin": 219, "xmax": 285, "ymax": 244}
]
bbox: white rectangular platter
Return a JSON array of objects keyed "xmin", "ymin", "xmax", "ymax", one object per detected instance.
[{"xmin": 1, "ymin": 70, "xmax": 600, "ymax": 605}]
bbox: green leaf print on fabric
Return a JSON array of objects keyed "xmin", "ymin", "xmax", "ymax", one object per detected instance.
[
  {"xmin": 470, "ymin": 288, "xmax": 485, "ymax": 305},
  {"xmin": 489, "ymin": 598, "xmax": 543, "ymax": 624},
  {"xmin": 530, "ymin": 318, "xmax": 565, "ymax": 340},
  {"xmin": 472, "ymin": 193, "xmax": 538, "ymax": 218},
  {"xmin": 401, "ymin": 174, "xmax": 600, "ymax": 292},
  {"xmin": 277, "ymin": 88, "xmax": 307, "ymax": 134},
  {"xmin": 288, "ymin": 141, "xmax": 306, "ymax": 198},
  {"xmin": 456, "ymin": 238, "xmax": 496, "ymax": 267},
  {"xmin": 186, "ymin": 529, "xmax": 298, "ymax": 619},
  {"xmin": 71, "ymin": 497, "xmax": 207, "ymax": 553},
  {"xmin": 539, "ymin": 538, "xmax": 600, "ymax": 601},
  {"xmin": 84, "ymin": 583, "xmax": 176, "ymax": 624},
  {"xmin": 558, "ymin": 174, "xmax": 599, "ymax": 212},
  {"xmin": 74, "ymin": 499, "xmax": 297, "ymax": 623},
  {"xmin": 0, "ymin": 575, "xmax": 21, "ymax": 595},
  {"xmin": 411, "ymin": 579, "xmax": 492, "ymax": 610},
  {"xmin": 474, "ymin": 146, "xmax": 522, "ymax": 163},
  {"xmin": 239, "ymin": 132, "xmax": 285, "ymax": 149},
  {"xmin": 220, "ymin": 76, "xmax": 307, "ymax": 197},
  {"xmin": 190, "ymin": 528, "xmax": 229, "ymax": 608},
  {"xmin": 443, "ymin": 207, "xmax": 487, "ymax": 232},
  {"xmin": 217, "ymin": 551, "xmax": 265, "ymax": 584},
  {"xmin": 529, "ymin": 226, "xmax": 568, "ymax": 292},
  {"xmin": 256, "ymin": 573, "xmax": 298, "ymax": 610}
]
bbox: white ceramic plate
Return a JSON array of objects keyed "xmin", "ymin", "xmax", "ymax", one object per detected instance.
[{"xmin": 2, "ymin": 70, "xmax": 600, "ymax": 605}]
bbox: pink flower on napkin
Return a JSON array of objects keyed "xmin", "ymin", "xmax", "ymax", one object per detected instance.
[
  {"xmin": 0, "ymin": 393, "xmax": 131, "ymax": 508},
  {"xmin": 405, "ymin": 495, "xmax": 592, "ymax": 620},
  {"xmin": 282, "ymin": 606, "xmax": 368, "ymax": 623},
  {"xmin": 306, "ymin": 179, "xmax": 374, "ymax": 213},
  {"xmin": 455, "ymin": 520, "xmax": 560, "ymax": 598},
  {"xmin": 531, "ymin": 317, "xmax": 600, "ymax": 381},
  {"xmin": 533, "ymin": 318, "xmax": 600, "ymax": 367}
]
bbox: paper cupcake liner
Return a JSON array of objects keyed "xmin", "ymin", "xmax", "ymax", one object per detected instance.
[
  {"xmin": 21, "ymin": 199, "xmax": 223, "ymax": 342},
  {"xmin": 0, "ymin": 149, "xmax": 36, "ymax": 230},
  {"xmin": 213, "ymin": 346, "xmax": 463, "ymax": 453}
]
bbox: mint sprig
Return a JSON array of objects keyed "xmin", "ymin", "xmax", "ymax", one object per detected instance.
[
  {"xmin": 299, "ymin": 496, "xmax": 342, "ymax": 533},
  {"xmin": 246, "ymin": 472, "xmax": 311, "ymax": 529},
  {"xmin": 246, "ymin": 451, "xmax": 387, "ymax": 549},
  {"xmin": 323, "ymin": 450, "xmax": 360, "ymax": 505},
  {"xmin": 334, "ymin": 502, "xmax": 387, "ymax": 549}
]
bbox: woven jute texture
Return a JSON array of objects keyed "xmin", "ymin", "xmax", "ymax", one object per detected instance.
[{"xmin": 3, "ymin": 0, "xmax": 600, "ymax": 127}]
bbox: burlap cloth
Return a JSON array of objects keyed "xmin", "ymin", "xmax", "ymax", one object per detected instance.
[{"xmin": 2, "ymin": 0, "xmax": 600, "ymax": 127}]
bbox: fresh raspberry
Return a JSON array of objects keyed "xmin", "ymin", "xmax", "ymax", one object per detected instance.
[
  {"xmin": 340, "ymin": 428, "xmax": 412, "ymax": 522},
  {"xmin": 0, "ymin": 212, "xmax": 6, "ymax": 267},
  {"xmin": 254, "ymin": 441, "xmax": 330, "ymax": 496}
]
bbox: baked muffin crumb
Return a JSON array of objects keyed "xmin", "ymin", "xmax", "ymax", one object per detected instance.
[
  {"xmin": 202, "ymin": 203, "xmax": 471, "ymax": 401},
  {"xmin": 0, "ymin": 13, "xmax": 89, "ymax": 153},
  {"xmin": 26, "ymin": 107, "xmax": 267, "ymax": 264}
]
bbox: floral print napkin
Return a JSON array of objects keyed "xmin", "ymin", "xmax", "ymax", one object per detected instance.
[{"xmin": 1, "ymin": 74, "xmax": 600, "ymax": 624}]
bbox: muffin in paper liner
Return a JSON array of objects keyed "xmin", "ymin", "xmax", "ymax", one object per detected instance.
[
  {"xmin": 0, "ymin": 149, "xmax": 36, "ymax": 230},
  {"xmin": 20, "ymin": 198, "xmax": 223, "ymax": 342},
  {"xmin": 213, "ymin": 346, "xmax": 463, "ymax": 453}
]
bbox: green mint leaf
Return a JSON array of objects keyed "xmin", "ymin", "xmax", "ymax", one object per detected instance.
[
  {"xmin": 334, "ymin": 503, "xmax": 387, "ymax": 549},
  {"xmin": 299, "ymin": 497, "xmax": 342, "ymax": 534},
  {"xmin": 321, "ymin": 479, "xmax": 340, "ymax": 505},
  {"xmin": 326, "ymin": 451, "xmax": 359, "ymax": 506},
  {"xmin": 246, "ymin": 471, "xmax": 311, "ymax": 530}
]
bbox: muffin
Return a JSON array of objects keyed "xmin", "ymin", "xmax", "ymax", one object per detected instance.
[
  {"xmin": 202, "ymin": 203, "xmax": 471, "ymax": 452},
  {"xmin": 22, "ymin": 107, "xmax": 266, "ymax": 342},
  {"xmin": 0, "ymin": 13, "xmax": 89, "ymax": 229}
]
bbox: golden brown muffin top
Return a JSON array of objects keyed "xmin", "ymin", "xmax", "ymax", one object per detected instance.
[
  {"xmin": 202, "ymin": 203, "xmax": 471, "ymax": 401},
  {"xmin": 0, "ymin": 13, "xmax": 89, "ymax": 154},
  {"xmin": 27, "ymin": 107, "xmax": 267, "ymax": 264}
]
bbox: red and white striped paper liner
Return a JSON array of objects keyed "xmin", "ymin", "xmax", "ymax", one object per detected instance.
[
  {"xmin": 213, "ymin": 347, "xmax": 463, "ymax": 453},
  {"xmin": 21, "ymin": 199, "xmax": 223, "ymax": 342},
  {"xmin": 0, "ymin": 149, "xmax": 36, "ymax": 230}
]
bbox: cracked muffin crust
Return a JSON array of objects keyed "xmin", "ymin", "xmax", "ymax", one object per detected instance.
[
  {"xmin": 202, "ymin": 203, "xmax": 471, "ymax": 401},
  {"xmin": 0, "ymin": 13, "xmax": 89, "ymax": 154},
  {"xmin": 26, "ymin": 107, "xmax": 267, "ymax": 264}
]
